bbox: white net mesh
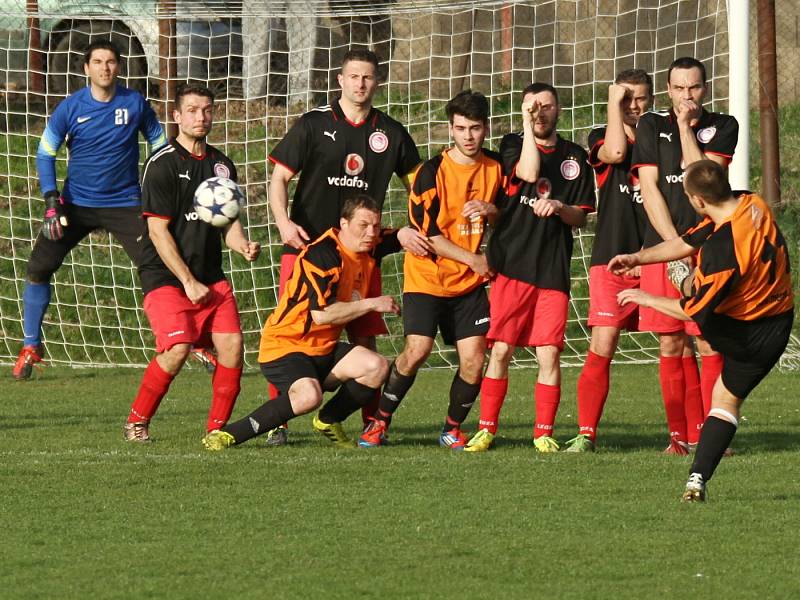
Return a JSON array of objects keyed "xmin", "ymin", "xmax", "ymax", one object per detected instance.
[{"xmin": 0, "ymin": 0, "xmax": 795, "ymax": 370}]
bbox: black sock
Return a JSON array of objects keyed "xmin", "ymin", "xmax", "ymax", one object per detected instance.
[
  {"xmin": 222, "ymin": 395, "xmax": 296, "ymax": 444},
  {"xmin": 443, "ymin": 371, "xmax": 481, "ymax": 430},
  {"xmin": 318, "ymin": 380, "xmax": 380, "ymax": 424},
  {"xmin": 376, "ymin": 363, "xmax": 417, "ymax": 425},
  {"xmin": 689, "ymin": 415, "xmax": 738, "ymax": 482}
]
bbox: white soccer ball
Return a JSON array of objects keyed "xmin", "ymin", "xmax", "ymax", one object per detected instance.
[{"xmin": 193, "ymin": 176, "xmax": 243, "ymax": 227}]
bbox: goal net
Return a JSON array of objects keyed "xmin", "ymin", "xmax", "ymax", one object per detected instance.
[{"xmin": 1, "ymin": 0, "xmax": 791, "ymax": 371}]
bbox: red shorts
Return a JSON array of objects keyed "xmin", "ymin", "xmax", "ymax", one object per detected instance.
[
  {"xmin": 639, "ymin": 262, "xmax": 700, "ymax": 336},
  {"xmin": 487, "ymin": 274, "xmax": 568, "ymax": 350},
  {"xmin": 143, "ymin": 280, "xmax": 242, "ymax": 352},
  {"xmin": 587, "ymin": 265, "xmax": 640, "ymax": 330},
  {"xmin": 280, "ymin": 252, "xmax": 388, "ymax": 337}
]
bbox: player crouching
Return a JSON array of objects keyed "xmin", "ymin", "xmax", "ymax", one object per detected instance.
[
  {"xmin": 610, "ymin": 161, "xmax": 793, "ymax": 501},
  {"xmin": 203, "ymin": 195, "xmax": 400, "ymax": 450}
]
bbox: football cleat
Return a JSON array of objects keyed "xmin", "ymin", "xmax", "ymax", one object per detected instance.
[
  {"xmin": 312, "ymin": 415, "xmax": 356, "ymax": 448},
  {"xmin": 123, "ymin": 421, "xmax": 151, "ymax": 443},
  {"xmin": 563, "ymin": 433, "xmax": 595, "ymax": 453},
  {"xmin": 681, "ymin": 472, "xmax": 707, "ymax": 503},
  {"xmin": 12, "ymin": 344, "xmax": 44, "ymax": 381},
  {"xmin": 439, "ymin": 427, "xmax": 468, "ymax": 451},
  {"xmin": 533, "ymin": 435, "xmax": 560, "ymax": 453},
  {"xmin": 202, "ymin": 429, "xmax": 235, "ymax": 451},
  {"xmin": 265, "ymin": 426, "xmax": 289, "ymax": 447},
  {"xmin": 663, "ymin": 439, "xmax": 690, "ymax": 455},
  {"xmin": 464, "ymin": 428, "xmax": 495, "ymax": 452},
  {"xmin": 191, "ymin": 347, "xmax": 218, "ymax": 374},
  {"xmin": 358, "ymin": 418, "xmax": 388, "ymax": 448}
]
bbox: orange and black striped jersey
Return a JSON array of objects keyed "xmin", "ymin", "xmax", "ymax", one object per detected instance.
[
  {"xmin": 258, "ymin": 228, "xmax": 375, "ymax": 363},
  {"xmin": 680, "ymin": 194, "xmax": 793, "ymax": 326},
  {"xmin": 404, "ymin": 148, "xmax": 505, "ymax": 297}
]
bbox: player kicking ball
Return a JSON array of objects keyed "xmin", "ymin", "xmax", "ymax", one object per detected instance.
[
  {"xmin": 202, "ymin": 195, "xmax": 400, "ymax": 451},
  {"xmin": 610, "ymin": 161, "xmax": 793, "ymax": 501}
]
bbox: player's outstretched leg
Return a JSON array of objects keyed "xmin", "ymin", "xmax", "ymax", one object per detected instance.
[{"xmin": 13, "ymin": 281, "xmax": 51, "ymax": 380}]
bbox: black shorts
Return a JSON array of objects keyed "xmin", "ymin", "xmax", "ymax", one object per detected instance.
[
  {"xmin": 403, "ymin": 286, "xmax": 490, "ymax": 345},
  {"xmin": 27, "ymin": 204, "xmax": 143, "ymax": 282},
  {"xmin": 259, "ymin": 342, "xmax": 356, "ymax": 397},
  {"xmin": 703, "ymin": 311, "xmax": 794, "ymax": 399}
]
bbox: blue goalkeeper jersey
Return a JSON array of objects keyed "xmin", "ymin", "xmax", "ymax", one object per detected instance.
[{"xmin": 36, "ymin": 85, "xmax": 166, "ymax": 208}]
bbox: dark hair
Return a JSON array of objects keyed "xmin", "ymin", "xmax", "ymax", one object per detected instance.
[
  {"xmin": 445, "ymin": 89, "xmax": 489, "ymax": 124},
  {"xmin": 341, "ymin": 49, "xmax": 380, "ymax": 73},
  {"xmin": 521, "ymin": 82, "xmax": 559, "ymax": 105},
  {"xmin": 175, "ymin": 83, "xmax": 215, "ymax": 110},
  {"xmin": 84, "ymin": 39, "xmax": 121, "ymax": 65},
  {"xmin": 341, "ymin": 194, "xmax": 380, "ymax": 220},
  {"xmin": 667, "ymin": 57, "xmax": 707, "ymax": 85},
  {"xmin": 615, "ymin": 68, "xmax": 654, "ymax": 97},
  {"xmin": 683, "ymin": 160, "xmax": 732, "ymax": 204}
]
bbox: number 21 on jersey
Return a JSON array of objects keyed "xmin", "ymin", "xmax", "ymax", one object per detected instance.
[{"xmin": 115, "ymin": 108, "xmax": 129, "ymax": 125}]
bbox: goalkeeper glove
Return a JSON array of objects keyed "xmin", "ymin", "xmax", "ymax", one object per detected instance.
[
  {"xmin": 42, "ymin": 191, "xmax": 68, "ymax": 241},
  {"xmin": 666, "ymin": 259, "xmax": 692, "ymax": 297}
]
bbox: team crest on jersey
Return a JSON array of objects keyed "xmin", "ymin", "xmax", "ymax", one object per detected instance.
[
  {"xmin": 344, "ymin": 153, "xmax": 365, "ymax": 176},
  {"xmin": 369, "ymin": 131, "xmax": 389, "ymax": 154},
  {"xmin": 536, "ymin": 177, "xmax": 552, "ymax": 199},
  {"xmin": 560, "ymin": 159, "xmax": 580, "ymax": 181},
  {"xmin": 214, "ymin": 163, "xmax": 230, "ymax": 178},
  {"xmin": 697, "ymin": 126, "xmax": 717, "ymax": 144}
]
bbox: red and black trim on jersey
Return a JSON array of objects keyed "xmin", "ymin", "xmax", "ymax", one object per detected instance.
[
  {"xmin": 268, "ymin": 98, "xmax": 420, "ymax": 254},
  {"xmin": 487, "ymin": 133, "xmax": 595, "ymax": 293},
  {"xmin": 631, "ymin": 108, "xmax": 738, "ymax": 247},
  {"xmin": 587, "ymin": 127, "xmax": 647, "ymax": 266},
  {"xmin": 138, "ymin": 138, "xmax": 238, "ymax": 296}
]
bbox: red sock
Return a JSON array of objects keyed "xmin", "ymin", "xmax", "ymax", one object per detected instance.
[
  {"xmin": 533, "ymin": 382, "xmax": 561, "ymax": 439},
  {"xmin": 268, "ymin": 382, "xmax": 279, "ymax": 401},
  {"xmin": 700, "ymin": 354, "xmax": 724, "ymax": 417},
  {"xmin": 682, "ymin": 355, "xmax": 703, "ymax": 444},
  {"xmin": 207, "ymin": 364, "xmax": 242, "ymax": 432},
  {"xmin": 659, "ymin": 355, "xmax": 687, "ymax": 442},
  {"xmin": 360, "ymin": 392, "xmax": 380, "ymax": 427},
  {"xmin": 477, "ymin": 377, "xmax": 508, "ymax": 434},
  {"xmin": 129, "ymin": 359, "xmax": 175, "ymax": 423},
  {"xmin": 576, "ymin": 351, "xmax": 612, "ymax": 441}
]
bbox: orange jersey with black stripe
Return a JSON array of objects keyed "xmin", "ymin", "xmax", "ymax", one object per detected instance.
[
  {"xmin": 680, "ymin": 194, "xmax": 793, "ymax": 326},
  {"xmin": 404, "ymin": 148, "xmax": 504, "ymax": 297},
  {"xmin": 258, "ymin": 228, "xmax": 375, "ymax": 363}
]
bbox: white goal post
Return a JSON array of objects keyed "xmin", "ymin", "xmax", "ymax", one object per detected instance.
[{"xmin": 2, "ymin": 0, "xmax": 794, "ymax": 371}]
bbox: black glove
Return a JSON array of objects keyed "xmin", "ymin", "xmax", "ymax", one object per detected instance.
[{"xmin": 42, "ymin": 191, "xmax": 68, "ymax": 241}]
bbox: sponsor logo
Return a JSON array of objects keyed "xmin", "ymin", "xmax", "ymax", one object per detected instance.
[
  {"xmin": 474, "ymin": 317, "xmax": 490, "ymax": 326},
  {"xmin": 536, "ymin": 177, "xmax": 552, "ymax": 199},
  {"xmin": 77, "ymin": 116, "xmax": 92, "ymax": 123},
  {"xmin": 184, "ymin": 211, "xmax": 201, "ymax": 220},
  {"xmin": 697, "ymin": 126, "xmax": 716, "ymax": 143},
  {"xmin": 214, "ymin": 162, "xmax": 231, "ymax": 178},
  {"xmin": 327, "ymin": 175, "xmax": 369, "ymax": 190},
  {"xmin": 598, "ymin": 311, "xmax": 615, "ymax": 317},
  {"xmin": 167, "ymin": 330, "xmax": 185, "ymax": 337},
  {"xmin": 323, "ymin": 130, "xmax": 337, "ymax": 142},
  {"xmin": 369, "ymin": 131, "xmax": 389, "ymax": 154},
  {"xmin": 618, "ymin": 183, "xmax": 643, "ymax": 204},
  {"xmin": 560, "ymin": 159, "xmax": 580, "ymax": 181},
  {"xmin": 249, "ymin": 417, "xmax": 260, "ymax": 433},
  {"xmin": 665, "ymin": 173, "xmax": 684, "ymax": 184},
  {"xmin": 178, "ymin": 170, "xmax": 191, "ymax": 181},
  {"xmin": 519, "ymin": 194, "xmax": 536, "ymax": 207},
  {"xmin": 344, "ymin": 153, "xmax": 365, "ymax": 176},
  {"xmin": 458, "ymin": 219, "xmax": 484, "ymax": 236},
  {"xmin": 659, "ymin": 132, "xmax": 673, "ymax": 142}
]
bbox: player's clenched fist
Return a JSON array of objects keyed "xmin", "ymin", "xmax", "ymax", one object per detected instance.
[
  {"xmin": 521, "ymin": 99, "xmax": 541, "ymax": 126},
  {"xmin": 370, "ymin": 295, "xmax": 400, "ymax": 315},
  {"xmin": 42, "ymin": 191, "xmax": 68, "ymax": 241}
]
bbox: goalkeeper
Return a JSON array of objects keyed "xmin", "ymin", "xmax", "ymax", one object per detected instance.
[{"xmin": 13, "ymin": 39, "xmax": 166, "ymax": 380}]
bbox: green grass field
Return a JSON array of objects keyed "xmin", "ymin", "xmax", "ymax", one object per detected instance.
[{"xmin": 3, "ymin": 364, "xmax": 799, "ymax": 599}]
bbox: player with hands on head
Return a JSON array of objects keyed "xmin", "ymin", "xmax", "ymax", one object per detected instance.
[
  {"xmin": 13, "ymin": 39, "xmax": 166, "ymax": 380},
  {"xmin": 609, "ymin": 160, "xmax": 793, "ymax": 501},
  {"xmin": 124, "ymin": 83, "xmax": 260, "ymax": 443}
]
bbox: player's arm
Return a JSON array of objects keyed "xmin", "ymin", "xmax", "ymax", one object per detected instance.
[
  {"xmin": 533, "ymin": 198, "xmax": 587, "ymax": 227},
  {"xmin": 224, "ymin": 219, "xmax": 260, "ymax": 262},
  {"xmin": 638, "ymin": 165, "xmax": 680, "ymax": 240},
  {"xmin": 462, "ymin": 200, "xmax": 499, "ymax": 226},
  {"xmin": 311, "ymin": 295, "xmax": 400, "ymax": 326},
  {"xmin": 608, "ymin": 235, "xmax": 696, "ymax": 274},
  {"xmin": 268, "ymin": 162, "xmax": 310, "ymax": 250},
  {"xmin": 597, "ymin": 84, "xmax": 629, "ymax": 164},
  {"xmin": 427, "ymin": 235, "xmax": 492, "ymax": 278},
  {"xmin": 675, "ymin": 102, "xmax": 731, "ymax": 167},
  {"xmin": 140, "ymin": 99, "xmax": 167, "ymax": 150},
  {"xmin": 146, "ymin": 217, "xmax": 209, "ymax": 304},
  {"xmin": 617, "ymin": 290, "xmax": 690, "ymax": 321},
  {"xmin": 514, "ymin": 101, "xmax": 541, "ymax": 182},
  {"xmin": 35, "ymin": 107, "xmax": 70, "ymax": 239}
]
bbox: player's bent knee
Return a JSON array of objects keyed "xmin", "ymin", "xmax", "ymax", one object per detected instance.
[
  {"xmin": 361, "ymin": 353, "xmax": 389, "ymax": 387},
  {"xmin": 288, "ymin": 379, "xmax": 323, "ymax": 414}
]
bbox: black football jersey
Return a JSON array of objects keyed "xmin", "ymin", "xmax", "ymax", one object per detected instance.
[
  {"xmin": 631, "ymin": 109, "xmax": 738, "ymax": 247},
  {"xmin": 269, "ymin": 98, "xmax": 420, "ymax": 253},
  {"xmin": 487, "ymin": 133, "xmax": 595, "ymax": 292},
  {"xmin": 138, "ymin": 138, "xmax": 238, "ymax": 295},
  {"xmin": 587, "ymin": 127, "xmax": 647, "ymax": 266}
]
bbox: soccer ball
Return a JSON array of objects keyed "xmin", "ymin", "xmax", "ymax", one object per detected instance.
[{"xmin": 193, "ymin": 177, "xmax": 243, "ymax": 227}]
